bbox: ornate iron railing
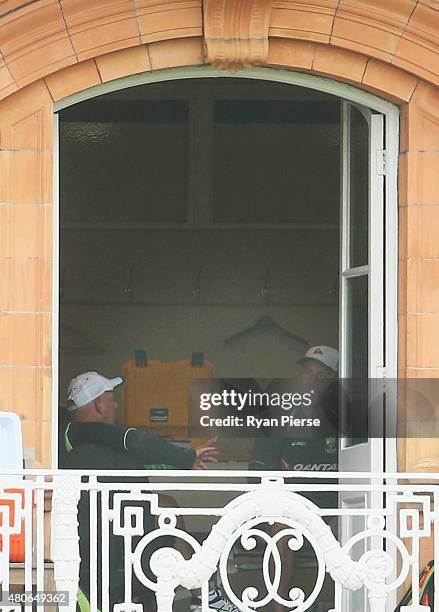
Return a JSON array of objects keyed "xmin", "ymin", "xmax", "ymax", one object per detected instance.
[{"xmin": 0, "ymin": 471, "xmax": 437, "ymax": 611}]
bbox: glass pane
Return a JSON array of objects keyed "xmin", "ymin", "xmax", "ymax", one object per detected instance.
[
  {"xmin": 349, "ymin": 106, "xmax": 369, "ymax": 267},
  {"xmin": 344, "ymin": 275, "xmax": 368, "ymax": 446},
  {"xmin": 213, "ymin": 100, "xmax": 340, "ymax": 224},
  {"xmin": 60, "ymin": 100, "xmax": 188, "ymax": 224}
]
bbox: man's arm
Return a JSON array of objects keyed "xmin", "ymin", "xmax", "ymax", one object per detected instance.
[
  {"xmin": 64, "ymin": 422, "xmax": 197, "ymax": 469},
  {"xmin": 124, "ymin": 427, "xmax": 198, "ymax": 469}
]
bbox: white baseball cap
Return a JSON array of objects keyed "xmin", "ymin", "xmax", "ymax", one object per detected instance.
[
  {"xmin": 298, "ymin": 345, "xmax": 339, "ymax": 373},
  {"xmin": 67, "ymin": 371, "xmax": 123, "ymax": 410}
]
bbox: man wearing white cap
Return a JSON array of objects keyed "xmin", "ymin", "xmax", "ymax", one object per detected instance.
[
  {"xmin": 297, "ymin": 345, "xmax": 339, "ymax": 381},
  {"xmin": 250, "ymin": 346, "xmax": 340, "ymax": 612},
  {"xmin": 61, "ymin": 371, "xmax": 217, "ymax": 469},
  {"xmin": 60, "ymin": 370, "xmax": 219, "ymax": 611},
  {"xmin": 67, "ymin": 370, "xmax": 123, "ymax": 419},
  {"xmin": 250, "ymin": 345, "xmax": 339, "ymax": 470},
  {"xmin": 296, "ymin": 345, "xmax": 339, "ymax": 430}
]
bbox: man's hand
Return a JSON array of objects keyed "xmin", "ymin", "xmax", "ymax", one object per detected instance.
[
  {"xmin": 192, "ymin": 438, "xmax": 219, "ymax": 469},
  {"xmin": 280, "ymin": 459, "xmax": 291, "ymax": 471}
]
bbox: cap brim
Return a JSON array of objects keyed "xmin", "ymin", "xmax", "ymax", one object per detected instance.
[
  {"xmin": 297, "ymin": 356, "xmax": 337, "ymax": 372},
  {"xmin": 107, "ymin": 376, "xmax": 123, "ymax": 390},
  {"xmin": 66, "ymin": 402, "xmax": 79, "ymax": 412}
]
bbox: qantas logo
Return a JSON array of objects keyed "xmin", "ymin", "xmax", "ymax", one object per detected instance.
[{"xmin": 292, "ymin": 463, "xmax": 337, "ymax": 472}]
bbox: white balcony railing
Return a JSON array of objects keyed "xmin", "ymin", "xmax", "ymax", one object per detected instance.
[{"xmin": 0, "ymin": 471, "xmax": 438, "ymax": 611}]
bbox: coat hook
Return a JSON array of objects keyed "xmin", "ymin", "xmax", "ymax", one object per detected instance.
[
  {"xmin": 124, "ymin": 268, "xmax": 134, "ymax": 300},
  {"xmin": 261, "ymin": 268, "xmax": 271, "ymax": 301},
  {"xmin": 194, "ymin": 266, "xmax": 203, "ymax": 300}
]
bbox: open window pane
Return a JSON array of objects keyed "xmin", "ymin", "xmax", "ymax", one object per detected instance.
[
  {"xmin": 344, "ymin": 274, "xmax": 368, "ymax": 446},
  {"xmin": 346, "ymin": 275, "xmax": 368, "ymax": 379},
  {"xmin": 213, "ymin": 100, "xmax": 340, "ymax": 224},
  {"xmin": 349, "ymin": 106, "xmax": 369, "ymax": 267},
  {"xmin": 60, "ymin": 100, "xmax": 189, "ymax": 224}
]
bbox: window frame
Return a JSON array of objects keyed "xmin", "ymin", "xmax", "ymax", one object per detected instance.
[{"xmin": 52, "ymin": 67, "xmax": 399, "ymax": 474}]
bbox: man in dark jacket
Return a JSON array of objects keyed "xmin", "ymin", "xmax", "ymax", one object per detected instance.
[
  {"xmin": 60, "ymin": 370, "xmax": 216, "ymax": 469},
  {"xmin": 250, "ymin": 347, "xmax": 340, "ymax": 612},
  {"xmin": 59, "ymin": 370, "xmax": 218, "ymax": 611}
]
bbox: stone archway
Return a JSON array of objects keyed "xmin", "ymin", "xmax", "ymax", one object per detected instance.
[
  {"xmin": 0, "ymin": 0, "xmax": 437, "ymax": 98},
  {"xmin": 0, "ymin": 0, "xmax": 438, "ymax": 469}
]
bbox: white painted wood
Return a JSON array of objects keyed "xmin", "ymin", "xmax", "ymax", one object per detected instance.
[
  {"xmin": 35, "ymin": 480, "xmax": 44, "ymax": 612},
  {"xmin": 339, "ymin": 105, "xmax": 386, "ymax": 611},
  {"xmin": 0, "ymin": 472, "xmax": 436, "ymax": 612},
  {"xmin": 53, "ymin": 67, "xmax": 399, "ymax": 115},
  {"xmin": 339, "ymin": 106, "xmax": 385, "ymax": 473},
  {"xmin": 51, "ymin": 113, "xmax": 60, "ymax": 471},
  {"xmin": 51, "ymin": 474, "xmax": 81, "ymax": 612}
]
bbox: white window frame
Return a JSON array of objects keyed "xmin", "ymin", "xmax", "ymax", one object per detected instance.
[
  {"xmin": 51, "ymin": 66, "xmax": 399, "ymax": 471},
  {"xmin": 339, "ymin": 104, "xmax": 385, "ymax": 449}
]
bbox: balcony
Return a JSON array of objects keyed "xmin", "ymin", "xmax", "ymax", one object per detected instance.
[{"xmin": 0, "ymin": 471, "xmax": 437, "ymax": 611}]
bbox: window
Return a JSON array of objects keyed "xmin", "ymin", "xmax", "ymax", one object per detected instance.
[
  {"xmin": 59, "ymin": 79, "xmax": 340, "ymax": 229},
  {"xmin": 58, "ymin": 77, "xmax": 392, "ymax": 477},
  {"xmin": 60, "ymin": 99, "xmax": 189, "ymax": 224}
]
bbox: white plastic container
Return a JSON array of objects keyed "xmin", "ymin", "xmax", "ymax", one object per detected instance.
[{"xmin": 0, "ymin": 412, "xmax": 23, "ymax": 483}]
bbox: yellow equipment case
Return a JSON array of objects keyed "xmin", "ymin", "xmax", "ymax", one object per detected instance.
[{"xmin": 122, "ymin": 353, "xmax": 214, "ymax": 444}]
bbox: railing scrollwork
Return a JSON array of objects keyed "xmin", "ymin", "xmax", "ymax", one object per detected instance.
[{"xmin": 1, "ymin": 471, "xmax": 437, "ymax": 612}]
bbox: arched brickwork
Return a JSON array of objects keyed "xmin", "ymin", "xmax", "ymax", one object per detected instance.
[
  {"xmin": 0, "ymin": 0, "xmax": 438, "ymax": 98},
  {"xmin": 0, "ymin": 0, "xmax": 438, "ymax": 468}
]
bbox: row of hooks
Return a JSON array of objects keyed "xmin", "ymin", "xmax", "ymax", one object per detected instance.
[{"xmin": 60, "ymin": 267, "xmax": 340, "ymax": 300}]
